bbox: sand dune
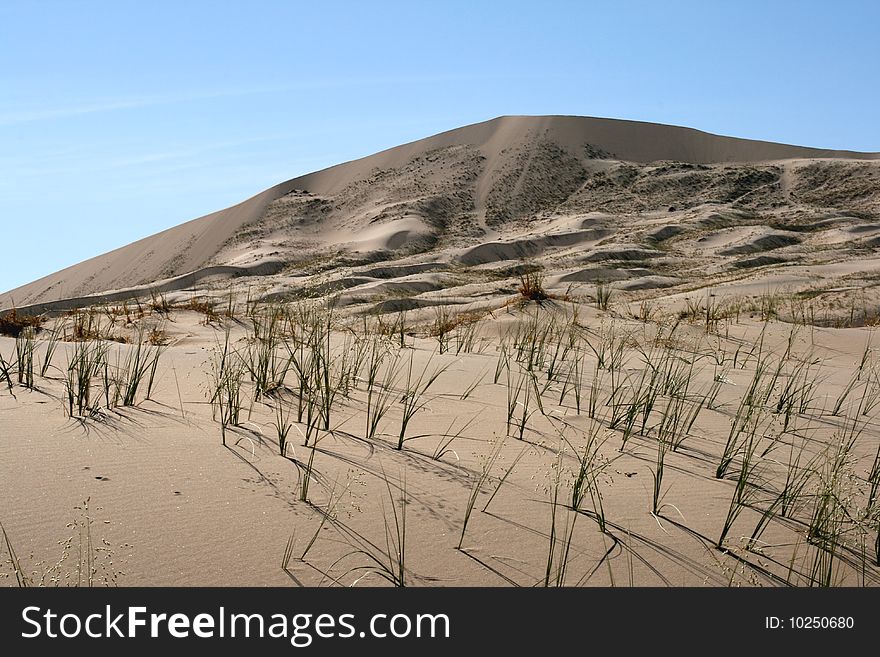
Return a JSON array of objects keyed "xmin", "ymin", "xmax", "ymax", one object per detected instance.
[
  {"xmin": 2, "ymin": 116, "xmax": 880, "ymax": 589},
  {"xmin": 3, "ymin": 115, "xmax": 878, "ymax": 311}
]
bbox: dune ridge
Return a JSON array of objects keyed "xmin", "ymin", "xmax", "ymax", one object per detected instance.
[{"xmin": 3, "ymin": 115, "xmax": 879, "ymax": 312}]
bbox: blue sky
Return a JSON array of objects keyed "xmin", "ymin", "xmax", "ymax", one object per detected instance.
[{"xmin": 1, "ymin": 0, "xmax": 878, "ymax": 293}]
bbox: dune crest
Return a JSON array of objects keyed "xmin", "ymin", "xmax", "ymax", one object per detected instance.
[{"xmin": 3, "ymin": 115, "xmax": 879, "ymax": 312}]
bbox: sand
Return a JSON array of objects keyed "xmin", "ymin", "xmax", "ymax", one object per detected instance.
[
  {"xmin": 1, "ymin": 116, "xmax": 879, "ymax": 587},
  {"xmin": 3, "ymin": 115, "xmax": 879, "ymax": 313},
  {"xmin": 1, "ymin": 303, "xmax": 878, "ymax": 587}
]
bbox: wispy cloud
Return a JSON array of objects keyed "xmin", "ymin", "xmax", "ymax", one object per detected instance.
[
  {"xmin": 0, "ymin": 72, "xmax": 518, "ymax": 127},
  {"xmin": 0, "ymin": 98, "xmax": 158, "ymax": 126},
  {"xmin": 0, "ymin": 85, "xmax": 294, "ymax": 127}
]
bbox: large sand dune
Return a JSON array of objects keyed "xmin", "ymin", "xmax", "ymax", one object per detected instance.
[
  {"xmin": 3, "ymin": 115, "xmax": 878, "ymax": 311},
  {"xmin": 2, "ymin": 116, "xmax": 880, "ymax": 589}
]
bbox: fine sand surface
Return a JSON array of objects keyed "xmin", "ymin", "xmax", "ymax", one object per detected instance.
[
  {"xmin": 1, "ymin": 115, "xmax": 879, "ymax": 587},
  {"xmin": 1, "ymin": 300, "xmax": 879, "ymax": 587}
]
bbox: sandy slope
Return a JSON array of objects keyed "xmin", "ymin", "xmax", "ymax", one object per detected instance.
[
  {"xmin": 1, "ymin": 301, "xmax": 879, "ymax": 587},
  {"xmin": 2, "ymin": 117, "xmax": 880, "ymax": 588},
  {"xmin": 3, "ymin": 115, "xmax": 878, "ymax": 311}
]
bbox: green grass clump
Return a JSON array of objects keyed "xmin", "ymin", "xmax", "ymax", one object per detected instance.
[{"xmin": 65, "ymin": 341, "xmax": 108, "ymax": 418}]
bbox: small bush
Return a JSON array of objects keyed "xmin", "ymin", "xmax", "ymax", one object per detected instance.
[
  {"xmin": 518, "ymin": 271, "xmax": 549, "ymax": 302},
  {"xmin": 185, "ymin": 297, "xmax": 220, "ymax": 325},
  {"xmin": 147, "ymin": 326, "xmax": 168, "ymax": 346},
  {"xmin": 148, "ymin": 290, "xmax": 172, "ymax": 315},
  {"xmin": 0, "ymin": 309, "xmax": 44, "ymax": 337}
]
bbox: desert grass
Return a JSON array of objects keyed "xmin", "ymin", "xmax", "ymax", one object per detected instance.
[
  {"xmin": 15, "ymin": 328, "xmax": 35, "ymax": 389},
  {"xmin": 718, "ymin": 432, "xmax": 763, "ymax": 549},
  {"xmin": 284, "ymin": 476, "xmax": 354, "ymax": 571},
  {"xmin": 506, "ymin": 367, "xmax": 540, "ymax": 440},
  {"xmin": 0, "ymin": 309, "xmax": 43, "ymax": 338},
  {"xmin": 275, "ymin": 299, "xmax": 880, "ymax": 585},
  {"xmin": 543, "ymin": 422, "xmax": 613, "ymax": 586},
  {"xmin": 594, "ymin": 281, "xmax": 613, "ymax": 311},
  {"xmin": 363, "ymin": 339, "xmax": 400, "ymax": 442},
  {"xmin": 39, "ymin": 324, "xmax": 60, "ymax": 377},
  {"xmin": 209, "ymin": 330, "xmax": 245, "ymax": 445},
  {"xmin": 452, "ymin": 314, "xmax": 484, "ymax": 354},
  {"xmin": 374, "ymin": 309, "xmax": 408, "ymax": 348},
  {"xmin": 567, "ymin": 421, "xmax": 611, "ymax": 533},
  {"xmin": 148, "ymin": 289, "xmax": 172, "ymax": 315},
  {"xmin": 0, "ymin": 521, "xmax": 29, "ymax": 587},
  {"xmin": 296, "ymin": 439, "xmax": 320, "ymax": 503},
  {"xmin": 717, "ymin": 353, "xmax": 773, "ymax": 479},
  {"xmin": 185, "ymin": 296, "xmax": 221, "ymax": 325},
  {"xmin": 243, "ymin": 305, "xmax": 290, "ymax": 401},
  {"xmin": 518, "ymin": 270, "xmax": 549, "ymax": 302},
  {"xmin": 651, "ymin": 432, "xmax": 671, "ymax": 515},
  {"xmin": 396, "ymin": 350, "xmax": 447, "ymax": 450},
  {"xmin": 832, "ymin": 340, "xmax": 871, "ymax": 416},
  {"xmin": 867, "ymin": 440, "xmax": 880, "ymax": 566},
  {"xmin": 493, "ymin": 341, "xmax": 511, "ymax": 384},
  {"xmin": 431, "ymin": 414, "xmax": 476, "ymax": 462},
  {"xmin": 64, "ymin": 309, "xmax": 122, "ymax": 343},
  {"xmin": 65, "ymin": 340, "xmax": 108, "ymax": 418},
  {"xmin": 0, "ymin": 350, "xmax": 13, "ymax": 390},
  {"xmin": 10, "ymin": 291, "xmax": 880, "ymax": 588},
  {"xmin": 543, "ymin": 448, "xmax": 573, "ymax": 586},
  {"xmin": 458, "ymin": 437, "xmax": 505, "ymax": 550},
  {"xmin": 803, "ymin": 426, "xmax": 861, "ymax": 586},
  {"xmin": 272, "ymin": 393, "xmax": 295, "ymax": 458},
  {"xmin": 107, "ymin": 335, "xmax": 163, "ymax": 407},
  {"xmin": 431, "ymin": 305, "xmax": 454, "ymax": 354},
  {"xmin": 323, "ymin": 471, "xmax": 409, "ymax": 587}
]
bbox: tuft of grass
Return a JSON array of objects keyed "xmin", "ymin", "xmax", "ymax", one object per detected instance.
[
  {"xmin": 272, "ymin": 394, "xmax": 294, "ymax": 458},
  {"xmin": 186, "ymin": 296, "xmax": 220, "ymax": 325},
  {"xmin": 636, "ymin": 299, "xmax": 656, "ymax": 323},
  {"xmin": 717, "ymin": 352, "xmax": 772, "ymax": 479},
  {"xmin": 209, "ymin": 330, "xmax": 245, "ymax": 445},
  {"xmin": 717, "ymin": 432, "xmax": 761, "ymax": 549},
  {"xmin": 651, "ymin": 433, "xmax": 670, "ymax": 516},
  {"xmin": 15, "ymin": 328, "xmax": 36, "ymax": 389},
  {"xmin": 803, "ymin": 428, "xmax": 860, "ymax": 585},
  {"xmin": 375, "ymin": 309, "xmax": 408, "ymax": 348},
  {"xmin": 378, "ymin": 473, "xmax": 407, "ymax": 587},
  {"xmin": 243, "ymin": 305, "xmax": 290, "ymax": 401},
  {"xmin": 65, "ymin": 340, "xmax": 108, "ymax": 418},
  {"xmin": 109, "ymin": 336, "xmax": 163, "ymax": 407},
  {"xmin": 594, "ymin": 281, "xmax": 613, "ymax": 311},
  {"xmin": 431, "ymin": 415, "xmax": 476, "ymax": 462},
  {"xmin": 296, "ymin": 441, "xmax": 319, "ymax": 503},
  {"xmin": 331, "ymin": 470, "xmax": 409, "ymax": 587},
  {"xmin": 518, "ymin": 270, "xmax": 549, "ymax": 302},
  {"xmin": 39, "ymin": 325, "xmax": 60, "ymax": 377},
  {"xmin": 146, "ymin": 325, "xmax": 168, "ymax": 346},
  {"xmin": 568, "ymin": 422, "xmax": 610, "ymax": 533},
  {"xmin": 148, "ymin": 289, "xmax": 172, "ymax": 315},
  {"xmin": 363, "ymin": 340, "xmax": 399, "ymax": 442},
  {"xmin": 431, "ymin": 305, "xmax": 455, "ymax": 354},
  {"xmin": 396, "ymin": 350, "xmax": 448, "ymax": 450},
  {"xmin": 506, "ymin": 367, "xmax": 536, "ymax": 440},
  {"xmin": 0, "ymin": 350, "xmax": 13, "ymax": 390}
]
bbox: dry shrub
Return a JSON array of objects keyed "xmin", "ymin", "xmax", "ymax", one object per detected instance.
[
  {"xmin": 0, "ymin": 309, "xmax": 44, "ymax": 337},
  {"xmin": 518, "ymin": 271, "xmax": 549, "ymax": 302}
]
